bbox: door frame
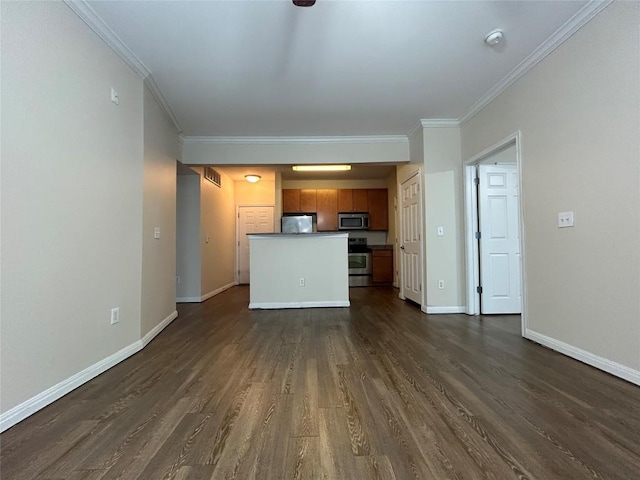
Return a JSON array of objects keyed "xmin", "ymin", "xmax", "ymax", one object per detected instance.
[
  {"xmin": 463, "ymin": 131, "xmax": 527, "ymax": 336},
  {"xmin": 235, "ymin": 204, "xmax": 276, "ymax": 285},
  {"xmin": 397, "ymin": 167, "xmax": 425, "ymax": 307}
]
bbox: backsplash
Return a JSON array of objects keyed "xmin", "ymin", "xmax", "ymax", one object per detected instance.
[{"xmin": 346, "ymin": 231, "xmax": 389, "ymax": 245}]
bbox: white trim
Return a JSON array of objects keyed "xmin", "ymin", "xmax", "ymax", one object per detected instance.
[
  {"xmin": 1, "ymin": 341, "xmax": 141, "ymax": 432},
  {"xmin": 176, "ymin": 296, "xmax": 202, "ymax": 303},
  {"xmin": 525, "ymin": 329, "xmax": 640, "ymax": 387},
  {"xmin": 460, "ymin": 0, "xmax": 612, "ymax": 124},
  {"xmin": 420, "ymin": 119, "xmax": 460, "ymax": 128},
  {"xmin": 407, "ymin": 121, "xmax": 423, "ymax": 139},
  {"xmin": 463, "ymin": 132, "xmax": 527, "ymax": 336},
  {"xmin": 249, "ymin": 301, "xmax": 350, "ymax": 309},
  {"xmin": 201, "ymin": 282, "xmax": 237, "ymax": 302},
  {"xmin": 181, "ymin": 135, "xmax": 408, "ymax": 145},
  {"xmin": 141, "ymin": 310, "xmax": 178, "ymax": 347},
  {"xmin": 143, "ymin": 76, "xmax": 183, "ymax": 134},
  {"xmin": 463, "ymin": 164, "xmax": 480, "ymax": 315},
  {"xmin": 63, "ymin": 1, "xmax": 183, "ymax": 133},
  {"xmin": 422, "ymin": 306, "xmax": 467, "ymax": 314},
  {"xmin": 63, "ymin": 0, "xmax": 149, "ymax": 79},
  {"xmin": 0, "ymin": 310, "xmax": 180, "ymax": 432}
]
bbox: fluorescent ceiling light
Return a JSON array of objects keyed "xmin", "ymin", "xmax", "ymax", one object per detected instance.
[
  {"xmin": 245, "ymin": 174, "xmax": 261, "ymax": 183},
  {"xmin": 292, "ymin": 165, "xmax": 351, "ymax": 172}
]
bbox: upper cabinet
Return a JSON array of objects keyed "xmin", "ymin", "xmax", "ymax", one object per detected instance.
[
  {"xmin": 316, "ymin": 189, "xmax": 338, "ymax": 231},
  {"xmin": 337, "ymin": 189, "xmax": 368, "ymax": 212},
  {"xmin": 283, "ymin": 188, "xmax": 388, "ymax": 231},
  {"xmin": 282, "ymin": 189, "xmax": 317, "ymax": 213},
  {"xmin": 367, "ymin": 189, "xmax": 388, "ymax": 231}
]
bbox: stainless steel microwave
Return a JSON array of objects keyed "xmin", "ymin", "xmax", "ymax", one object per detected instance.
[{"xmin": 338, "ymin": 212, "xmax": 370, "ymax": 230}]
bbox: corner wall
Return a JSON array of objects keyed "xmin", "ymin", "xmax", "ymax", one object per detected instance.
[
  {"xmin": 141, "ymin": 85, "xmax": 180, "ymax": 336},
  {"xmin": 461, "ymin": 2, "xmax": 640, "ymax": 379},
  {"xmin": 423, "ymin": 127, "xmax": 465, "ymax": 312},
  {"xmin": 199, "ymin": 169, "xmax": 237, "ymax": 298}
]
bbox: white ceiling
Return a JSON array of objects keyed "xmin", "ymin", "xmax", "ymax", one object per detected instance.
[{"xmin": 85, "ymin": 0, "xmax": 593, "ymax": 137}]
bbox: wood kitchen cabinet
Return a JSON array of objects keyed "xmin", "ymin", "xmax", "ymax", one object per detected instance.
[
  {"xmin": 337, "ymin": 189, "xmax": 368, "ymax": 212},
  {"xmin": 282, "ymin": 189, "xmax": 317, "ymax": 213},
  {"xmin": 367, "ymin": 189, "xmax": 388, "ymax": 231},
  {"xmin": 316, "ymin": 189, "xmax": 338, "ymax": 231},
  {"xmin": 282, "ymin": 189, "xmax": 300, "ymax": 213},
  {"xmin": 372, "ymin": 249, "xmax": 394, "ymax": 284}
]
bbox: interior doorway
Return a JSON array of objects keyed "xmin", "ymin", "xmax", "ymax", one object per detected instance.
[
  {"xmin": 236, "ymin": 205, "xmax": 275, "ymax": 284},
  {"xmin": 399, "ymin": 170, "xmax": 423, "ymax": 305},
  {"xmin": 464, "ymin": 133, "xmax": 526, "ymax": 334}
]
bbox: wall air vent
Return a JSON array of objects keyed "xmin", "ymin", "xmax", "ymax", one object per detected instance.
[{"xmin": 204, "ymin": 167, "xmax": 221, "ymax": 187}]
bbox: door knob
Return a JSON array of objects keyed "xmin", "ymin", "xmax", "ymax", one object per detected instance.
[{"xmin": 400, "ymin": 245, "xmax": 405, "ymax": 250}]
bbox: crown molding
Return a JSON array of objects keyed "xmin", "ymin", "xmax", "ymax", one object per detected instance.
[
  {"xmin": 181, "ymin": 135, "xmax": 408, "ymax": 145},
  {"xmin": 64, "ymin": 0, "xmax": 183, "ymax": 133},
  {"xmin": 407, "ymin": 119, "xmax": 460, "ymax": 138},
  {"xmin": 420, "ymin": 119, "xmax": 460, "ymax": 128},
  {"xmin": 63, "ymin": 0, "xmax": 149, "ymax": 79},
  {"xmin": 144, "ymin": 76, "xmax": 183, "ymax": 134},
  {"xmin": 460, "ymin": 0, "xmax": 612, "ymax": 124}
]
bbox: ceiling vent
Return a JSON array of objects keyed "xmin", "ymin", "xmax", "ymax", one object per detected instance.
[{"xmin": 204, "ymin": 167, "xmax": 221, "ymax": 187}]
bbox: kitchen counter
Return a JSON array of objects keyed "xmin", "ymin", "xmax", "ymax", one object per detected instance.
[
  {"xmin": 368, "ymin": 244, "xmax": 394, "ymax": 251},
  {"xmin": 248, "ymin": 233, "xmax": 349, "ymax": 309}
]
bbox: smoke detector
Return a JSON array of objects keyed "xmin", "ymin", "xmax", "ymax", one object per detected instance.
[{"xmin": 485, "ymin": 30, "xmax": 504, "ymax": 46}]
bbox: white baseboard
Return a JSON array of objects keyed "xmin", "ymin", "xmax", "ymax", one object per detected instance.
[
  {"xmin": 176, "ymin": 296, "xmax": 201, "ymax": 303},
  {"xmin": 525, "ymin": 329, "xmax": 640, "ymax": 386},
  {"xmin": 141, "ymin": 310, "xmax": 178, "ymax": 347},
  {"xmin": 201, "ymin": 282, "xmax": 236, "ymax": 302},
  {"xmin": 176, "ymin": 282, "xmax": 237, "ymax": 303},
  {"xmin": 422, "ymin": 305, "xmax": 467, "ymax": 314},
  {"xmin": 249, "ymin": 300, "xmax": 350, "ymax": 310},
  {"xmin": 0, "ymin": 310, "xmax": 179, "ymax": 433}
]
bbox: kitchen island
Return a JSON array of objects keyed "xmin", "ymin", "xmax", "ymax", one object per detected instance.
[{"xmin": 248, "ymin": 232, "xmax": 349, "ymax": 309}]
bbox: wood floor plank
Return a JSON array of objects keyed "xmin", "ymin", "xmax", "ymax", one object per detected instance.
[{"xmin": 2, "ymin": 286, "xmax": 640, "ymax": 480}]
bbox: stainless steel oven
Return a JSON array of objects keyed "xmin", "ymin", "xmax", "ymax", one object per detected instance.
[{"xmin": 348, "ymin": 252, "xmax": 372, "ymax": 275}]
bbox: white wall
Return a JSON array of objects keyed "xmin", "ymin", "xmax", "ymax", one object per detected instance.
[
  {"xmin": 461, "ymin": 2, "xmax": 640, "ymax": 376},
  {"xmin": 141, "ymin": 86, "xmax": 179, "ymax": 336},
  {"xmin": 176, "ymin": 174, "xmax": 202, "ymax": 300},
  {"xmin": 182, "ymin": 139, "xmax": 409, "ymax": 165},
  {"xmin": 1, "ymin": 1, "xmax": 143, "ymax": 412},
  {"xmin": 198, "ymin": 169, "xmax": 237, "ymax": 297},
  {"xmin": 423, "ymin": 127, "xmax": 465, "ymax": 310},
  {"xmin": 249, "ymin": 234, "xmax": 349, "ymax": 308}
]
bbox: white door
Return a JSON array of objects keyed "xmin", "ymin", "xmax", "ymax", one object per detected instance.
[
  {"xmin": 400, "ymin": 172, "xmax": 422, "ymax": 304},
  {"xmin": 237, "ymin": 206, "xmax": 274, "ymax": 284},
  {"xmin": 478, "ymin": 164, "xmax": 521, "ymax": 314}
]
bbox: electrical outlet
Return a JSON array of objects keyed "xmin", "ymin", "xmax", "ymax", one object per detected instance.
[
  {"xmin": 110, "ymin": 307, "xmax": 119, "ymax": 325},
  {"xmin": 438, "ymin": 280, "xmax": 445, "ymax": 290},
  {"xmin": 299, "ymin": 277, "xmax": 305, "ymax": 287}
]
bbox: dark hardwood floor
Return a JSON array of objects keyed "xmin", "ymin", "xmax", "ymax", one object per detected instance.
[{"xmin": 2, "ymin": 286, "xmax": 640, "ymax": 479}]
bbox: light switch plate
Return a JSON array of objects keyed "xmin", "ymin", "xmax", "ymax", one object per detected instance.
[
  {"xmin": 154, "ymin": 227, "xmax": 160, "ymax": 239},
  {"xmin": 558, "ymin": 211, "xmax": 574, "ymax": 228},
  {"xmin": 437, "ymin": 226, "xmax": 444, "ymax": 237}
]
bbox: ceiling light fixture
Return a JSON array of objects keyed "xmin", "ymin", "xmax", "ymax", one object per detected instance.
[
  {"xmin": 292, "ymin": 0, "xmax": 316, "ymax": 6},
  {"xmin": 292, "ymin": 165, "xmax": 351, "ymax": 172},
  {"xmin": 245, "ymin": 174, "xmax": 261, "ymax": 183},
  {"xmin": 485, "ymin": 29, "xmax": 504, "ymax": 46}
]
